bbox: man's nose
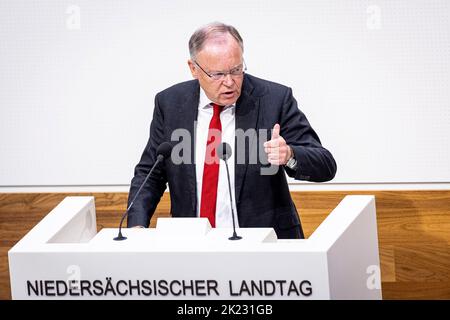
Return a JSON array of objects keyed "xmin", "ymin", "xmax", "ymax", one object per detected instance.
[{"xmin": 222, "ymin": 73, "xmax": 233, "ymax": 86}]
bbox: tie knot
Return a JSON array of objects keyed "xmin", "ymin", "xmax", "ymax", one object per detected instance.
[{"xmin": 211, "ymin": 103, "xmax": 224, "ymax": 116}]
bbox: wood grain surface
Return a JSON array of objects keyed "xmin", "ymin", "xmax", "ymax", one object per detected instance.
[{"xmin": 1, "ymin": 190, "xmax": 449, "ymax": 299}]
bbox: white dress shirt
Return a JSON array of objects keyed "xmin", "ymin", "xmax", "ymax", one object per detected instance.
[{"xmin": 195, "ymin": 88, "xmax": 239, "ymax": 228}]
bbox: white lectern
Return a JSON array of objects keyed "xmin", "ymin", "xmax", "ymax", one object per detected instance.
[{"xmin": 8, "ymin": 195, "xmax": 381, "ymax": 300}]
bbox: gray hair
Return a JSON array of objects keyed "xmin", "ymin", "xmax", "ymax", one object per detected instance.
[{"xmin": 188, "ymin": 22, "xmax": 244, "ymax": 60}]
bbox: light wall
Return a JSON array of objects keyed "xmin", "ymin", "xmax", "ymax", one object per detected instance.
[{"xmin": 1, "ymin": 1, "xmax": 449, "ymax": 189}]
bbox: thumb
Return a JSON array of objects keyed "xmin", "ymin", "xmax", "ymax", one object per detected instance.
[{"xmin": 271, "ymin": 123, "xmax": 280, "ymax": 140}]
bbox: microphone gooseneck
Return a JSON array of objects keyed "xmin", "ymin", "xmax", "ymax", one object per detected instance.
[
  {"xmin": 217, "ymin": 142, "xmax": 242, "ymax": 241},
  {"xmin": 114, "ymin": 142, "xmax": 172, "ymax": 241}
]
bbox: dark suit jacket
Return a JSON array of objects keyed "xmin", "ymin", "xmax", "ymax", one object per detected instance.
[{"xmin": 127, "ymin": 74, "xmax": 337, "ymax": 239}]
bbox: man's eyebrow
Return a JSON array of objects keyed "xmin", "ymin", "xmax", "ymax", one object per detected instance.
[{"xmin": 210, "ymin": 63, "xmax": 243, "ymax": 73}]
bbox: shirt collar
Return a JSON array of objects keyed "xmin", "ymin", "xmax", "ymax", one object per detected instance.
[{"xmin": 199, "ymin": 87, "xmax": 236, "ymax": 111}]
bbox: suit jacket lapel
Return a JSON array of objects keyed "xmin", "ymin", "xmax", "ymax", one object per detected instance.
[
  {"xmin": 178, "ymin": 81, "xmax": 200, "ymax": 216},
  {"xmin": 235, "ymin": 75, "xmax": 260, "ymax": 205}
]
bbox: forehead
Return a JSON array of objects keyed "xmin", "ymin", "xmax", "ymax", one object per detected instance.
[{"xmin": 196, "ymin": 34, "xmax": 243, "ymax": 68}]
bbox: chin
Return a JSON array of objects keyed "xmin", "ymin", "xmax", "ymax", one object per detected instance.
[
  {"xmin": 222, "ymin": 100, "xmax": 236, "ymax": 106},
  {"xmin": 220, "ymin": 95, "xmax": 239, "ymax": 106}
]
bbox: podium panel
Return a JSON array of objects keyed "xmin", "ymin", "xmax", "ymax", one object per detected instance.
[{"xmin": 8, "ymin": 195, "xmax": 381, "ymax": 299}]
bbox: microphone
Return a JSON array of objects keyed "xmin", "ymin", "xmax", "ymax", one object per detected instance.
[
  {"xmin": 114, "ymin": 142, "xmax": 173, "ymax": 241},
  {"xmin": 217, "ymin": 142, "xmax": 242, "ymax": 241}
]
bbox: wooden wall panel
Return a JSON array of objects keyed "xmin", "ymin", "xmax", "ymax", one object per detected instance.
[{"xmin": 1, "ymin": 190, "xmax": 449, "ymax": 300}]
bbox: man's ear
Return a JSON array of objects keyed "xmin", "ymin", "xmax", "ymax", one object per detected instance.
[{"xmin": 187, "ymin": 59, "xmax": 198, "ymax": 79}]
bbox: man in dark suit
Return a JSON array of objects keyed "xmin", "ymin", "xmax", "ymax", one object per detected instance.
[{"xmin": 127, "ymin": 22, "xmax": 337, "ymax": 239}]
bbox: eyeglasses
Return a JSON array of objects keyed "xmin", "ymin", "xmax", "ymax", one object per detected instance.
[{"xmin": 194, "ymin": 60, "xmax": 247, "ymax": 81}]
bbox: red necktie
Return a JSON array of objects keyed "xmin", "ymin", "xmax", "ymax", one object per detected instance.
[{"xmin": 200, "ymin": 103, "xmax": 224, "ymax": 227}]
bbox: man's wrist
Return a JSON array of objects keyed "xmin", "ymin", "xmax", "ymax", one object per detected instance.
[
  {"xmin": 288, "ymin": 145, "xmax": 294, "ymax": 160},
  {"xmin": 285, "ymin": 145, "xmax": 298, "ymax": 170}
]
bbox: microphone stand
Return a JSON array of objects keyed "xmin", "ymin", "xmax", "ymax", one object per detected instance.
[
  {"xmin": 223, "ymin": 158, "xmax": 242, "ymax": 241},
  {"xmin": 114, "ymin": 155, "xmax": 163, "ymax": 241}
]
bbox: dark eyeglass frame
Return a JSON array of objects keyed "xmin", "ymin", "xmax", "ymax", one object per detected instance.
[{"xmin": 194, "ymin": 60, "xmax": 247, "ymax": 80}]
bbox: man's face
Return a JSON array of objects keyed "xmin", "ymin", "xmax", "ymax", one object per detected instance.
[{"xmin": 188, "ymin": 34, "xmax": 244, "ymax": 106}]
